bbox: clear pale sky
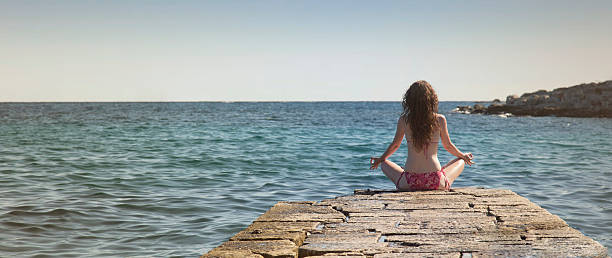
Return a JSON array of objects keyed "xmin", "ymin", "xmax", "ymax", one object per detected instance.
[{"xmin": 2, "ymin": 0, "xmax": 611, "ymax": 102}]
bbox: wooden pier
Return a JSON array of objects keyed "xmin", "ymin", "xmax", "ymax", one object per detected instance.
[{"xmin": 203, "ymin": 187, "xmax": 608, "ymax": 257}]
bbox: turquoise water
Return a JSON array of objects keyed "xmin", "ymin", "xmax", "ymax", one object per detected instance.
[{"xmin": 0, "ymin": 102, "xmax": 610, "ymax": 257}]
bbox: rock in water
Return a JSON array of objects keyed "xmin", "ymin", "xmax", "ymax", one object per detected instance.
[
  {"xmin": 486, "ymin": 81, "xmax": 612, "ymax": 118},
  {"xmin": 471, "ymin": 104, "xmax": 486, "ymax": 114},
  {"xmin": 453, "ymin": 105, "xmax": 473, "ymax": 114}
]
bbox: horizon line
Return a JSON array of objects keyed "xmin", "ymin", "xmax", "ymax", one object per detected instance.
[{"xmin": 0, "ymin": 100, "xmax": 496, "ymax": 103}]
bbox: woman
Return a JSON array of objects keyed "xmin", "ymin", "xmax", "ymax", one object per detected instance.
[{"xmin": 370, "ymin": 80, "xmax": 474, "ymax": 191}]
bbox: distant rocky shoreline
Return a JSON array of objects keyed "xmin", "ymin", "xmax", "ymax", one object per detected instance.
[{"xmin": 453, "ymin": 80, "xmax": 612, "ymax": 118}]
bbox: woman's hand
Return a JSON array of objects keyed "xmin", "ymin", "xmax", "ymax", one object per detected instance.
[
  {"xmin": 461, "ymin": 153, "xmax": 475, "ymax": 166},
  {"xmin": 370, "ymin": 157, "xmax": 385, "ymax": 170}
]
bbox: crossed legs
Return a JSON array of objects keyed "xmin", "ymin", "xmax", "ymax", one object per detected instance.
[
  {"xmin": 442, "ymin": 157, "xmax": 466, "ymax": 186},
  {"xmin": 380, "ymin": 160, "xmax": 404, "ymax": 186}
]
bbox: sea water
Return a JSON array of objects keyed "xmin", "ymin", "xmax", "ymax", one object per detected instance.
[{"xmin": 0, "ymin": 102, "xmax": 610, "ymax": 257}]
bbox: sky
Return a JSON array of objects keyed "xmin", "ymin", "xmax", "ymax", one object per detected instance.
[{"xmin": 1, "ymin": 0, "xmax": 611, "ymax": 102}]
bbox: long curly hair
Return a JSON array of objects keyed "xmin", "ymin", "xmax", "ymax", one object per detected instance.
[{"xmin": 401, "ymin": 80, "xmax": 439, "ymax": 152}]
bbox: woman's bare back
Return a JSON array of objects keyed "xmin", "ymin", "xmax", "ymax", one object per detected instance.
[{"xmin": 403, "ymin": 115, "xmax": 442, "ymax": 173}]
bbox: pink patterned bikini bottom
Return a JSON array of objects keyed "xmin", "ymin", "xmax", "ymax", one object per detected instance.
[{"xmin": 394, "ymin": 169, "xmax": 450, "ymax": 191}]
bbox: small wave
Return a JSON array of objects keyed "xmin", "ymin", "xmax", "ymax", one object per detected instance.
[
  {"xmin": 345, "ymin": 144, "xmax": 372, "ymax": 152},
  {"xmin": 184, "ymin": 217, "xmax": 212, "ymax": 224},
  {"xmin": 256, "ymin": 182, "xmax": 285, "ymax": 189},
  {"xmin": 546, "ymin": 141, "xmax": 588, "ymax": 148},
  {"xmin": 6, "ymin": 205, "xmax": 37, "ymax": 211},
  {"xmin": 264, "ymin": 116, "xmax": 283, "ymax": 121},
  {"xmin": 5, "ymin": 208, "xmax": 86, "ymax": 217},
  {"xmin": 22, "ymin": 226, "xmax": 47, "ymax": 233},
  {"xmin": 1, "ymin": 221, "xmax": 31, "ymax": 228},
  {"xmin": 120, "ymin": 233, "xmax": 165, "ymax": 243},
  {"xmin": 83, "ymin": 192, "xmax": 118, "ymax": 198}
]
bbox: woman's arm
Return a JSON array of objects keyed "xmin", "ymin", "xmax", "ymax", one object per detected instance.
[
  {"xmin": 370, "ymin": 117, "xmax": 405, "ymax": 169},
  {"xmin": 439, "ymin": 114, "xmax": 474, "ymax": 165}
]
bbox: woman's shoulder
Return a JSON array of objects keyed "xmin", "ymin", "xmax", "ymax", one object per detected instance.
[{"xmin": 434, "ymin": 113, "xmax": 447, "ymax": 128}]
